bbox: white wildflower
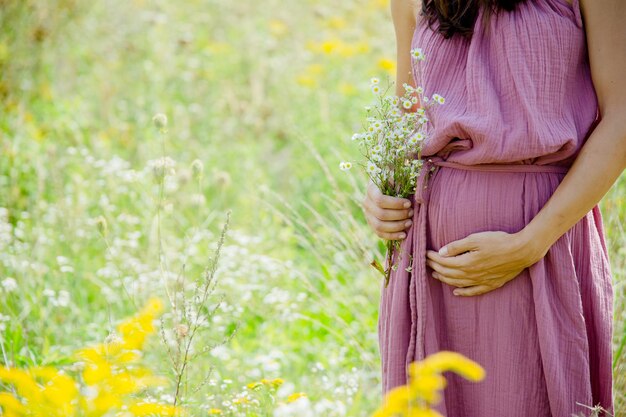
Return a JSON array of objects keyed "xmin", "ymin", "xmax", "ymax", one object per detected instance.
[
  {"xmin": 0, "ymin": 314, "xmax": 10, "ymax": 331},
  {"xmin": 402, "ymin": 99, "xmax": 413, "ymax": 109},
  {"xmin": 432, "ymin": 93, "xmax": 446, "ymax": 104},
  {"xmin": 190, "ymin": 193, "xmax": 206, "ymax": 206},
  {"xmin": 339, "ymin": 161, "xmax": 352, "ymax": 171},
  {"xmin": 104, "ymin": 332, "xmax": 123, "ymax": 346},
  {"xmin": 274, "ymin": 396, "xmax": 314, "ymax": 417},
  {"xmin": 370, "ymin": 77, "xmax": 380, "ymax": 85},
  {"xmin": 366, "ymin": 161, "xmax": 382, "ymax": 174},
  {"xmin": 152, "ymin": 113, "xmax": 168, "ymax": 130},
  {"xmin": 1, "ymin": 277, "xmax": 17, "ymax": 292},
  {"xmin": 147, "ymin": 156, "xmax": 176, "ymax": 182},
  {"xmin": 410, "ymin": 47, "xmax": 425, "ymax": 61}
]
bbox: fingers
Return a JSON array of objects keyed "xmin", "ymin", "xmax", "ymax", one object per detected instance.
[
  {"xmin": 377, "ymin": 230, "xmax": 408, "ymax": 241},
  {"xmin": 425, "ymin": 259, "xmax": 467, "ymax": 279},
  {"xmin": 369, "ymin": 217, "xmax": 413, "ymax": 233},
  {"xmin": 363, "ymin": 182, "xmax": 415, "ymax": 240},
  {"xmin": 363, "ymin": 197, "xmax": 414, "ymax": 221},
  {"xmin": 431, "ymin": 272, "xmax": 475, "ymax": 288},
  {"xmin": 452, "ymin": 285, "xmax": 493, "ymax": 297},
  {"xmin": 439, "ymin": 235, "xmax": 477, "ymax": 256},
  {"xmin": 367, "ymin": 181, "xmax": 412, "ymax": 209},
  {"xmin": 425, "ymin": 250, "xmax": 473, "ymax": 269},
  {"xmin": 364, "ymin": 210, "xmax": 412, "ymax": 240}
]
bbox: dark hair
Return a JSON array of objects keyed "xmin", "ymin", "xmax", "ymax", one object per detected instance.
[{"xmin": 420, "ymin": 0, "xmax": 529, "ymax": 39}]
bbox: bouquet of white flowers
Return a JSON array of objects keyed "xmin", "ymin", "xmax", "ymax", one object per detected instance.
[{"xmin": 340, "ymin": 49, "xmax": 445, "ymax": 287}]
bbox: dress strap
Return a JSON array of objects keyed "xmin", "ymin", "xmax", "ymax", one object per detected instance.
[{"xmin": 572, "ymin": 0, "xmax": 583, "ymax": 28}]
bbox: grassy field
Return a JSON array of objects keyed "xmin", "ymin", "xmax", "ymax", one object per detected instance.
[{"xmin": 0, "ymin": 0, "xmax": 624, "ymax": 415}]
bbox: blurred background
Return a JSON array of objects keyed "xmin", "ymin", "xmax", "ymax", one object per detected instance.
[{"xmin": 0, "ymin": 0, "xmax": 624, "ymax": 415}]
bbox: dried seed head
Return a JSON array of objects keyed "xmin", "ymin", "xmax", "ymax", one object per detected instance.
[
  {"xmin": 152, "ymin": 113, "xmax": 168, "ymax": 130},
  {"xmin": 175, "ymin": 323, "xmax": 189, "ymax": 339},
  {"xmin": 214, "ymin": 170, "xmax": 232, "ymax": 188},
  {"xmin": 191, "ymin": 159, "xmax": 204, "ymax": 180},
  {"xmin": 95, "ymin": 215, "xmax": 108, "ymax": 237}
]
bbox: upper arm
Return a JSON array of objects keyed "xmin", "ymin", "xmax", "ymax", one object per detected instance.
[
  {"xmin": 581, "ymin": 0, "xmax": 626, "ymax": 120},
  {"xmin": 391, "ymin": 0, "xmax": 419, "ymax": 100}
]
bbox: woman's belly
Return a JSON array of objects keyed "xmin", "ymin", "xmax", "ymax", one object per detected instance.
[{"xmin": 425, "ymin": 166, "xmax": 565, "ymax": 251}]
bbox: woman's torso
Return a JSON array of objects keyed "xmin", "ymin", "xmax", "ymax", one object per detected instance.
[{"xmin": 411, "ymin": 0, "xmax": 599, "ymax": 166}]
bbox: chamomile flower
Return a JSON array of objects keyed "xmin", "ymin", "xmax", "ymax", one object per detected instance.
[
  {"xmin": 371, "ymin": 84, "xmax": 381, "ymax": 95},
  {"xmin": 366, "ymin": 161, "xmax": 382, "ymax": 174},
  {"xmin": 410, "ymin": 47, "xmax": 425, "ymax": 61},
  {"xmin": 402, "ymin": 99, "xmax": 413, "ymax": 109},
  {"xmin": 370, "ymin": 77, "xmax": 380, "ymax": 85},
  {"xmin": 416, "ymin": 86, "xmax": 424, "ymax": 94},
  {"xmin": 339, "ymin": 161, "xmax": 352, "ymax": 171},
  {"xmin": 372, "ymin": 144, "xmax": 383, "ymax": 153},
  {"xmin": 432, "ymin": 93, "xmax": 446, "ymax": 104}
]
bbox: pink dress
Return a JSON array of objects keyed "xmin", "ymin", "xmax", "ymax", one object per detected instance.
[{"xmin": 377, "ymin": 0, "xmax": 614, "ymax": 415}]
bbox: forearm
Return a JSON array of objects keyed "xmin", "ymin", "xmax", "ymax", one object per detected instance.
[{"xmin": 518, "ymin": 113, "xmax": 626, "ymax": 262}]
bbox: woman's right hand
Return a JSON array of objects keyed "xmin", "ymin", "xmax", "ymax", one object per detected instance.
[{"xmin": 362, "ymin": 180, "xmax": 414, "ymax": 241}]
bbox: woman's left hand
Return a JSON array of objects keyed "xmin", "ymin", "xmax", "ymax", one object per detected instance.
[{"xmin": 425, "ymin": 230, "xmax": 543, "ymax": 297}]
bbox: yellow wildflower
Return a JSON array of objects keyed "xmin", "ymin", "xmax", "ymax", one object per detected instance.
[
  {"xmin": 378, "ymin": 57, "xmax": 396, "ymax": 75},
  {"xmin": 287, "ymin": 392, "xmax": 307, "ymax": 402},
  {"xmin": 372, "ymin": 351, "xmax": 485, "ymax": 417},
  {"xmin": 247, "ymin": 381, "xmax": 263, "ymax": 390},
  {"xmin": 128, "ymin": 402, "xmax": 180, "ymax": 416},
  {"xmin": 409, "ymin": 351, "xmax": 485, "ymax": 382}
]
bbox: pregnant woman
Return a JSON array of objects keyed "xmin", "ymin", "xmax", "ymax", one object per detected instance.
[{"xmin": 362, "ymin": 0, "xmax": 625, "ymax": 415}]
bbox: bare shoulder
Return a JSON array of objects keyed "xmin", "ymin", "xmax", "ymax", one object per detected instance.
[
  {"xmin": 580, "ymin": 0, "xmax": 626, "ymax": 117},
  {"xmin": 391, "ymin": 0, "xmax": 420, "ymax": 29},
  {"xmin": 411, "ymin": 0, "xmax": 422, "ymax": 21}
]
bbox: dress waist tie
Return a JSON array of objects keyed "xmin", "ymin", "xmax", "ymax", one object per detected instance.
[{"xmin": 404, "ymin": 156, "xmax": 570, "ymax": 368}]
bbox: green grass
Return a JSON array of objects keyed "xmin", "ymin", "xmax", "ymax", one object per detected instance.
[{"xmin": 0, "ymin": 0, "xmax": 624, "ymax": 415}]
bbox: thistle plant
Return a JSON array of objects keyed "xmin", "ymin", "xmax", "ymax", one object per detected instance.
[{"xmin": 341, "ymin": 48, "xmax": 445, "ymax": 287}]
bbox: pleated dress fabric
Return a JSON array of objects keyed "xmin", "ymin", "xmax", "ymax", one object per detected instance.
[{"xmin": 377, "ymin": 0, "xmax": 615, "ymax": 415}]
